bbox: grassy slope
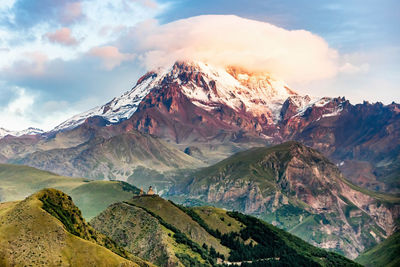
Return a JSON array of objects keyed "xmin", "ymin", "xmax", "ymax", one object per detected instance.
[
  {"xmin": 356, "ymin": 231, "xmax": 400, "ymax": 267},
  {"xmin": 127, "ymin": 195, "xmax": 230, "ymax": 257},
  {"xmin": 91, "ymin": 200, "xmax": 214, "ymax": 266},
  {"xmin": 92, "ymin": 195, "xmax": 359, "ymax": 266},
  {"xmin": 0, "ymin": 164, "xmax": 139, "ymax": 220},
  {"xmin": 192, "ymin": 146, "xmax": 279, "ymax": 194},
  {"xmin": 91, "ymin": 202, "xmax": 175, "ymax": 266},
  {"xmin": 0, "ymin": 189, "xmax": 145, "ymax": 266},
  {"xmin": 192, "ymin": 206, "xmax": 243, "ymax": 234},
  {"xmin": 187, "ymin": 204, "xmax": 358, "ymax": 266}
]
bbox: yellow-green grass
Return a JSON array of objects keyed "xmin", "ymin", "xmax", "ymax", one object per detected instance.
[
  {"xmin": 161, "ymin": 226, "xmax": 206, "ymax": 265},
  {"xmin": 192, "ymin": 206, "xmax": 242, "ymax": 234},
  {"xmin": 127, "ymin": 195, "xmax": 230, "ymax": 257},
  {"xmin": 91, "ymin": 201, "xmax": 207, "ymax": 266},
  {"xmin": 0, "ymin": 164, "xmax": 139, "ymax": 220},
  {"xmin": 0, "ymin": 190, "xmax": 137, "ymax": 266}
]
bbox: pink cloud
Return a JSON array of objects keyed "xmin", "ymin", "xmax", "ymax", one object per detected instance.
[
  {"xmin": 45, "ymin": 28, "xmax": 78, "ymax": 46},
  {"xmin": 60, "ymin": 2, "xmax": 84, "ymax": 24},
  {"xmin": 88, "ymin": 46, "xmax": 135, "ymax": 70},
  {"xmin": 3, "ymin": 52, "xmax": 49, "ymax": 78}
]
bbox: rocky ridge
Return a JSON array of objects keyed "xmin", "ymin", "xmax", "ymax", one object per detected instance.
[{"xmin": 168, "ymin": 141, "xmax": 400, "ymax": 258}]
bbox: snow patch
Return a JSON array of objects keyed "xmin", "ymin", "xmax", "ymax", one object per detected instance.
[
  {"xmin": 178, "ymin": 62, "xmax": 297, "ymax": 123},
  {"xmin": 0, "ymin": 127, "xmax": 44, "ymax": 139},
  {"xmin": 322, "ymin": 106, "xmax": 343, "ymax": 118},
  {"xmin": 293, "ymin": 97, "xmax": 330, "ymax": 118}
]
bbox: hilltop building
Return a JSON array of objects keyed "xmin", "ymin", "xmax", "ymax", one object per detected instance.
[{"xmin": 147, "ymin": 186, "xmax": 155, "ymax": 195}]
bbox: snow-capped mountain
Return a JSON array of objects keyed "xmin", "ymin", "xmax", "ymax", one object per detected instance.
[
  {"xmin": 0, "ymin": 127, "xmax": 44, "ymax": 139},
  {"xmin": 169, "ymin": 62, "xmax": 298, "ymax": 122},
  {"xmin": 52, "ymin": 71, "xmax": 162, "ymax": 132},
  {"xmin": 6, "ymin": 60, "xmax": 397, "ymax": 195},
  {"xmin": 52, "ymin": 61, "xmax": 328, "ymax": 133}
]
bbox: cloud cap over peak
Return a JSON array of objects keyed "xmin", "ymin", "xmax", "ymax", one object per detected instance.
[{"xmin": 132, "ymin": 15, "xmax": 339, "ymax": 83}]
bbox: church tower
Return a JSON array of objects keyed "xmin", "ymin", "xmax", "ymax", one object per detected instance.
[{"xmin": 147, "ymin": 186, "xmax": 155, "ymax": 195}]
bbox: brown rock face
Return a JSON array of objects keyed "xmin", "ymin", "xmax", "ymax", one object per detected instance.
[
  {"xmin": 283, "ymin": 100, "xmax": 400, "ymax": 193},
  {"xmin": 121, "ymin": 67, "xmax": 273, "ymax": 144},
  {"xmin": 170, "ymin": 142, "xmax": 400, "ymax": 259}
]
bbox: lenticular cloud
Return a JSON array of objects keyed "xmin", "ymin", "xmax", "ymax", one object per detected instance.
[{"xmin": 132, "ymin": 15, "xmax": 339, "ymax": 83}]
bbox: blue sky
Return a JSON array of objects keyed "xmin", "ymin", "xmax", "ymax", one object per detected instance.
[{"xmin": 0, "ymin": 0, "xmax": 399, "ymax": 130}]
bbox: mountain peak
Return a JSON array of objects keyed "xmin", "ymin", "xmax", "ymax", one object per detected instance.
[
  {"xmin": 52, "ymin": 60, "xmax": 300, "ymax": 132},
  {"xmin": 154, "ymin": 60, "xmax": 298, "ymax": 121},
  {"xmin": 0, "ymin": 127, "xmax": 44, "ymax": 139}
]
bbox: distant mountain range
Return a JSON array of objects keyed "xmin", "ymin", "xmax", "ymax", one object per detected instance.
[
  {"xmin": 0, "ymin": 127, "xmax": 44, "ymax": 138},
  {"xmin": 2, "ymin": 61, "xmax": 398, "ymax": 193},
  {"xmin": 0, "ymin": 60, "xmax": 398, "ymax": 260}
]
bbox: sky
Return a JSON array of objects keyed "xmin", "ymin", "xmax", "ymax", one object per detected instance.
[{"xmin": 0, "ymin": 0, "xmax": 399, "ymax": 131}]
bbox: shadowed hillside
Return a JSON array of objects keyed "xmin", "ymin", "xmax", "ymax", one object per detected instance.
[{"xmin": 356, "ymin": 231, "xmax": 400, "ymax": 267}]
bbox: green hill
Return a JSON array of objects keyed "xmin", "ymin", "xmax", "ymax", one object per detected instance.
[
  {"xmin": 356, "ymin": 231, "xmax": 400, "ymax": 267},
  {"xmin": 0, "ymin": 164, "xmax": 140, "ymax": 220},
  {"xmin": 0, "ymin": 188, "xmax": 153, "ymax": 266},
  {"xmin": 169, "ymin": 141, "xmax": 400, "ymax": 259},
  {"xmin": 91, "ymin": 195, "xmax": 359, "ymax": 266}
]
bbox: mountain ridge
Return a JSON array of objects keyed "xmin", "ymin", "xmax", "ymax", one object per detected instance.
[
  {"xmin": 0, "ymin": 127, "xmax": 44, "ymax": 139},
  {"xmin": 1, "ymin": 60, "xmax": 398, "ymax": 193},
  {"xmin": 167, "ymin": 141, "xmax": 400, "ymax": 258}
]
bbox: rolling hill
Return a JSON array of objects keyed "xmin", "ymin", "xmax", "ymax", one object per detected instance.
[
  {"xmin": 91, "ymin": 194, "xmax": 360, "ymax": 266},
  {"xmin": 0, "ymin": 188, "xmax": 152, "ymax": 266},
  {"xmin": 0, "ymin": 164, "xmax": 140, "ymax": 220}
]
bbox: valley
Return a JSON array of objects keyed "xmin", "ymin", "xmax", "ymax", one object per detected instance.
[{"xmin": 0, "ymin": 60, "xmax": 398, "ymax": 262}]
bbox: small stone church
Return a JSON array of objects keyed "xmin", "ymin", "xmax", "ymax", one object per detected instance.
[{"xmin": 139, "ymin": 186, "xmax": 156, "ymax": 196}]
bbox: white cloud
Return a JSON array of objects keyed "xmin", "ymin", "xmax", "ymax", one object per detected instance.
[
  {"xmin": 129, "ymin": 15, "xmax": 340, "ymax": 83},
  {"xmin": 0, "ymin": 87, "xmax": 36, "ymax": 130},
  {"xmin": 0, "ymin": 0, "xmax": 165, "ymax": 68},
  {"xmin": 0, "ymin": 86, "xmax": 105, "ymax": 131},
  {"xmin": 339, "ymin": 62, "xmax": 369, "ymax": 74}
]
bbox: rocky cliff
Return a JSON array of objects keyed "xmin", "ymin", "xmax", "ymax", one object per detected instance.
[{"xmin": 169, "ymin": 141, "xmax": 400, "ymax": 258}]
